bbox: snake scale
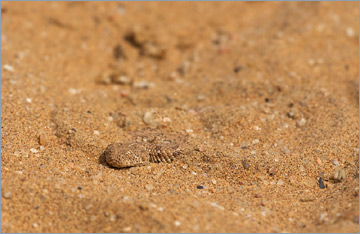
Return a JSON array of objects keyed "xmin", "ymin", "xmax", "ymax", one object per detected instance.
[{"xmin": 104, "ymin": 141, "xmax": 182, "ymax": 168}]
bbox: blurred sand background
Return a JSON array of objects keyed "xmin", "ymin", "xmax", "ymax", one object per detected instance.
[{"xmin": 1, "ymin": 1, "xmax": 359, "ymax": 233}]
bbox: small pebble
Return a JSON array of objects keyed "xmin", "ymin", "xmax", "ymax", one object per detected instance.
[
  {"xmin": 242, "ymin": 160, "xmax": 250, "ymax": 170},
  {"xmin": 185, "ymin": 129, "xmax": 194, "ymax": 133},
  {"xmin": 254, "ymin": 126, "xmax": 261, "ymax": 131},
  {"xmin": 112, "ymin": 75, "xmax": 132, "ymax": 85},
  {"xmin": 133, "ymin": 81, "xmax": 155, "ymax": 89},
  {"xmin": 162, "ymin": 117, "xmax": 172, "ymax": 123},
  {"xmin": 30, "ymin": 148, "xmax": 38, "ymax": 154},
  {"xmin": 3, "ymin": 64, "xmax": 14, "ymax": 72},
  {"xmin": 268, "ymin": 167, "xmax": 276, "ymax": 176},
  {"xmin": 211, "ymin": 179, "xmax": 217, "ymax": 185},
  {"xmin": 252, "ymin": 139, "xmax": 260, "ymax": 145},
  {"xmin": 296, "ymin": 118, "xmax": 306, "ymax": 127},
  {"xmin": 145, "ymin": 184, "xmax": 154, "ymax": 190},
  {"xmin": 110, "ymin": 215, "xmax": 116, "ymax": 222},
  {"xmin": 26, "ymin": 98, "xmax": 32, "ymax": 103},
  {"xmin": 68, "ymin": 88, "xmax": 80, "ymax": 95},
  {"xmin": 346, "ymin": 27, "xmax": 355, "ymax": 37},
  {"xmin": 277, "ymin": 179, "xmax": 284, "ymax": 186},
  {"xmin": 2, "ymin": 191, "xmax": 12, "ymax": 199},
  {"xmin": 234, "ymin": 66, "xmax": 242, "ymax": 73},
  {"xmin": 332, "ymin": 159, "xmax": 339, "ymax": 166},
  {"xmin": 38, "ymin": 134, "xmax": 48, "ymax": 146},
  {"xmin": 316, "ymin": 158, "xmax": 322, "ymax": 165},
  {"xmin": 174, "ymin": 220, "xmax": 181, "ymax": 226},
  {"xmin": 123, "ymin": 226, "xmax": 132, "ymax": 232},
  {"xmin": 143, "ymin": 111, "xmax": 156, "ymax": 125},
  {"xmin": 93, "ymin": 130, "xmax": 100, "ymax": 135},
  {"xmin": 32, "ymin": 223, "xmax": 38, "ymax": 228},
  {"xmin": 197, "ymin": 185, "xmax": 204, "ymax": 189},
  {"xmin": 333, "ymin": 169, "xmax": 346, "ymax": 181},
  {"xmin": 318, "ymin": 177, "xmax": 325, "ymax": 189}
]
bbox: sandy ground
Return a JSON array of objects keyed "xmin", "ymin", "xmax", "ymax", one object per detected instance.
[{"xmin": 1, "ymin": 1, "xmax": 359, "ymax": 233}]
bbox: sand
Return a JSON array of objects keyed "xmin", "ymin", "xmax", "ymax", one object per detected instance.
[{"xmin": 1, "ymin": 1, "xmax": 359, "ymax": 233}]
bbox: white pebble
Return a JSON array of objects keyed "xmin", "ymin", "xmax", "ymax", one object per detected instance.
[
  {"xmin": 93, "ymin": 130, "xmax": 100, "ymax": 135},
  {"xmin": 68, "ymin": 88, "xmax": 80, "ymax": 95},
  {"xmin": 211, "ymin": 179, "xmax": 217, "ymax": 185},
  {"xmin": 174, "ymin": 220, "xmax": 181, "ymax": 226},
  {"xmin": 252, "ymin": 139, "xmax": 260, "ymax": 144},
  {"xmin": 145, "ymin": 184, "xmax": 154, "ymax": 190},
  {"xmin": 133, "ymin": 81, "xmax": 155, "ymax": 89},
  {"xmin": 2, "ymin": 191, "xmax": 12, "ymax": 199},
  {"xmin": 143, "ymin": 111, "xmax": 156, "ymax": 125},
  {"xmin": 296, "ymin": 118, "xmax": 306, "ymax": 127},
  {"xmin": 346, "ymin": 27, "xmax": 355, "ymax": 37},
  {"xmin": 26, "ymin": 98, "xmax": 32, "ymax": 103},
  {"xmin": 30, "ymin": 148, "xmax": 38, "ymax": 153},
  {"xmin": 32, "ymin": 222, "xmax": 38, "ymax": 228},
  {"xmin": 254, "ymin": 126, "xmax": 261, "ymax": 131},
  {"xmin": 185, "ymin": 129, "xmax": 193, "ymax": 133},
  {"xmin": 277, "ymin": 179, "xmax": 284, "ymax": 186},
  {"xmin": 162, "ymin": 117, "xmax": 172, "ymax": 123},
  {"xmin": 157, "ymin": 207, "xmax": 164, "ymax": 212},
  {"xmin": 110, "ymin": 215, "xmax": 116, "ymax": 222},
  {"xmin": 3, "ymin": 64, "xmax": 14, "ymax": 72}
]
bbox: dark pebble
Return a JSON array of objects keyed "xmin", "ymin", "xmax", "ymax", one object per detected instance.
[
  {"xmin": 197, "ymin": 185, "xmax": 204, "ymax": 189},
  {"xmin": 265, "ymin": 98, "xmax": 270, "ymax": 103},
  {"xmin": 318, "ymin": 177, "xmax": 325, "ymax": 189},
  {"xmin": 234, "ymin": 66, "xmax": 243, "ymax": 73},
  {"xmin": 77, "ymin": 186, "xmax": 82, "ymax": 190},
  {"xmin": 242, "ymin": 160, "xmax": 250, "ymax": 170}
]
